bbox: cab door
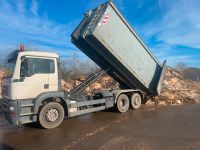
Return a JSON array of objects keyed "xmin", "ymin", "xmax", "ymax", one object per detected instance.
[
  {"xmin": 46, "ymin": 58, "xmax": 58, "ymax": 92},
  {"xmin": 16, "ymin": 56, "xmax": 49, "ymax": 100}
]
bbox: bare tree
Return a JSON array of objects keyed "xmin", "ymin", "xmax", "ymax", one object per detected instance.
[
  {"xmin": 60, "ymin": 52, "xmax": 100, "ymax": 83},
  {"xmin": 175, "ymin": 62, "xmax": 188, "ymax": 73},
  {"xmin": 71, "ymin": 52, "xmax": 80, "ymax": 86},
  {"xmin": 80, "ymin": 59, "xmax": 99, "ymax": 75},
  {"xmin": 60, "ymin": 59, "xmax": 69, "ymax": 81},
  {"xmin": 0, "ymin": 50, "xmax": 9, "ymax": 70}
]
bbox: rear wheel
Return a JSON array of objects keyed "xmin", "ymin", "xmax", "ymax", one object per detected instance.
[
  {"xmin": 131, "ymin": 93, "xmax": 142, "ymax": 109},
  {"xmin": 38, "ymin": 102, "xmax": 64, "ymax": 129},
  {"xmin": 116, "ymin": 94, "xmax": 130, "ymax": 113}
]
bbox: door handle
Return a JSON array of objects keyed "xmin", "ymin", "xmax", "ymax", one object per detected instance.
[{"xmin": 44, "ymin": 84, "xmax": 49, "ymax": 89}]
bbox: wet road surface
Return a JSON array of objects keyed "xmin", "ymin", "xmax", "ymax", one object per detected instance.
[{"xmin": 1, "ymin": 104, "xmax": 200, "ymax": 150}]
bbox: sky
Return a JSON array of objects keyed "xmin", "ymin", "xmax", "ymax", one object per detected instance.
[{"xmin": 0, "ymin": 0, "xmax": 200, "ymax": 67}]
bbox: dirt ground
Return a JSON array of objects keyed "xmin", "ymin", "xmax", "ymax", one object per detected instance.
[{"xmin": 1, "ymin": 104, "xmax": 200, "ymax": 150}]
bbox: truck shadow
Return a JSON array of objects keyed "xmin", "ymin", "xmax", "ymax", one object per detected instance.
[
  {"xmin": 102, "ymin": 107, "xmax": 118, "ymax": 113},
  {"xmin": 24, "ymin": 123, "xmax": 43, "ymax": 129},
  {"xmin": 0, "ymin": 143, "xmax": 15, "ymax": 150}
]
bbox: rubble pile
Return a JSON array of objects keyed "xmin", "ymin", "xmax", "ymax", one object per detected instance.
[
  {"xmin": 61, "ymin": 80, "xmax": 81, "ymax": 92},
  {"xmin": 61, "ymin": 75, "xmax": 119, "ymax": 93},
  {"xmin": 0, "ymin": 69, "xmax": 3, "ymax": 81},
  {"xmin": 156, "ymin": 68, "xmax": 200, "ymax": 104},
  {"xmin": 55, "ymin": 68, "xmax": 200, "ymax": 105}
]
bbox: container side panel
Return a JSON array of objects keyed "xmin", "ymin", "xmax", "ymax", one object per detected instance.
[
  {"xmin": 93, "ymin": 5, "xmax": 161, "ymax": 89},
  {"xmin": 71, "ymin": 2, "xmax": 165, "ymax": 96}
]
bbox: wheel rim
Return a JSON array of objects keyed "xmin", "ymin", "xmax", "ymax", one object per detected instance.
[
  {"xmin": 134, "ymin": 96, "xmax": 141, "ymax": 105},
  {"xmin": 118, "ymin": 98, "xmax": 129, "ymax": 112},
  {"xmin": 120, "ymin": 99, "xmax": 127, "ymax": 108},
  {"xmin": 131, "ymin": 94, "xmax": 142, "ymax": 109},
  {"xmin": 46, "ymin": 108, "xmax": 59, "ymax": 122}
]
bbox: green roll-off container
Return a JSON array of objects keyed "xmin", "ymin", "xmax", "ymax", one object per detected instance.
[{"xmin": 71, "ymin": 1, "xmax": 166, "ymax": 96}]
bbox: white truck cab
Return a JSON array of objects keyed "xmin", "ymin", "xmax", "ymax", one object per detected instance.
[
  {"xmin": 1, "ymin": 47, "xmax": 68, "ymax": 128},
  {"xmin": 3, "ymin": 49, "xmax": 60, "ymax": 100}
]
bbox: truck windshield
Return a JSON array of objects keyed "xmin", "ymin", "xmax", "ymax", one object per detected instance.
[{"xmin": 4, "ymin": 61, "xmax": 16, "ymax": 78}]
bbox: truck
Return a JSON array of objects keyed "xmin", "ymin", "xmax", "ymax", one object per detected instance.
[{"xmin": 0, "ymin": 1, "xmax": 166, "ymax": 129}]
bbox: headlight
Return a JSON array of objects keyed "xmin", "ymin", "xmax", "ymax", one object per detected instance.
[{"xmin": 9, "ymin": 106, "xmax": 15, "ymax": 111}]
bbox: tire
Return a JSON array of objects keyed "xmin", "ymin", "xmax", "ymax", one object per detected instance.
[
  {"xmin": 131, "ymin": 93, "xmax": 142, "ymax": 109},
  {"xmin": 38, "ymin": 102, "xmax": 64, "ymax": 129},
  {"xmin": 116, "ymin": 94, "xmax": 130, "ymax": 113}
]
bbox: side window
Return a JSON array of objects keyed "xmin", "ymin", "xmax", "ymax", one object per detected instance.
[
  {"xmin": 20, "ymin": 57, "xmax": 55, "ymax": 77},
  {"xmin": 46, "ymin": 59, "xmax": 55, "ymax": 73},
  {"xmin": 29, "ymin": 58, "xmax": 46, "ymax": 75}
]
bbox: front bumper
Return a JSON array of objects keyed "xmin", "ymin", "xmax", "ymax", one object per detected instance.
[
  {"xmin": 0, "ymin": 99, "xmax": 19, "ymax": 125},
  {"xmin": 0, "ymin": 98, "xmax": 38, "ymax": 125}
]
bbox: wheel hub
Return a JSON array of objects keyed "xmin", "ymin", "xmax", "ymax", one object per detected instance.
[
  {"xmin": 134, "ymin": 97, "xmax": 140, "ymax": 105},
  {"xmin": 120, "ymin": 99, "xmax": 126, "ymax": 108},
  {"xmin": 120, "ymin": 99, "xmax": 127, "ymax": 111},
  {"xmin": 46, "ymin": 109, "xmax": 59, "ymax": 122}
]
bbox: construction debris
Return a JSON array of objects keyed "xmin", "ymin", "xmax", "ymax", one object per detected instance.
[
  {"xmin": 61, "ymin": 75, "xmax": 119, "ymax": 93},
  {"xmin": 150, "ymin": 67, "xmax": 200, "ymax": 105},
  {"xmin": 62, "ymin": 68, "xmax": 200, "ymax": 105}
]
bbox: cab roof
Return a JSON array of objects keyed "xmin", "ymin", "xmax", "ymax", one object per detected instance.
[{"xmin": 19, "ymin": 50, "xmax": 59, "ymax": 58}]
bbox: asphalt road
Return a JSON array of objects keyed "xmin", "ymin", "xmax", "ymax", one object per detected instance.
[{"xmin": 1, "ymin": 104, "xmax": 200, "ymax": 150}]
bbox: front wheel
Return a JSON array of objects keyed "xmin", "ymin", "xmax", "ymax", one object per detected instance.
[
  {"xmin": 116, "ymin": 94, "xmax": 130, "ymax": 113},
  {"xmin": 38, "ymin": 102, "xmax": 64, "ymax": 129}
]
